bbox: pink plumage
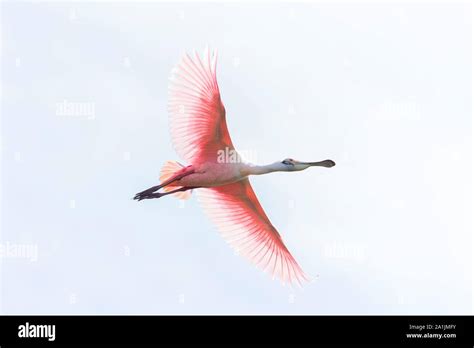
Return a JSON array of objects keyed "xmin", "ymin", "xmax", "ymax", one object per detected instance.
[
  {"xmin": 168, "ymin": 47, "xmax": 233, "ymax": 165},
  {"xmin": 197, "ymin": 180, "xmax": 310, "ymax": 286},
  {"xmin": 135, "ymin": 47, "xmax": 336, "ymax": 287}
]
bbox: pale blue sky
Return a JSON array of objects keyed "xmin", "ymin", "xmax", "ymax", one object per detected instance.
[{"xmin": 0, "ymin": 1, "xmax": 472, "ymax": 314}]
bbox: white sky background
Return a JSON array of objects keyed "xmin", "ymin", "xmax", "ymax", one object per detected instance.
[{"xmin": 0, "ymin": 2, "xmax": 472, "ymax": 314}]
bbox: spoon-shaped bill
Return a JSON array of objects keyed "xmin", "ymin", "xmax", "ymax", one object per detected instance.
[{"xmin": 302, "ymin": 160, "xmax": 336, "ymax": 168}]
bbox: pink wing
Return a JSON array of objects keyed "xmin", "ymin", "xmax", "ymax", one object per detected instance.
[
  {"xmin": 168, "ymin": 47, "xmax": 234, "ymax": 164},
  {"xmin": 198, "ymin": 179, "xmax": 310, "ymax": 286}
]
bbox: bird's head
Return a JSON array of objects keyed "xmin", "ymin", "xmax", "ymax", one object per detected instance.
[{"xmin": 280, "ymin": 158, "xmax": 336, "ymax": 171}]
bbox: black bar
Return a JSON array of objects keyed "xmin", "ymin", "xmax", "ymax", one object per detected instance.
[{"xmin": 0, "ymin": 315, "xmax": 472, "ymax": 346}]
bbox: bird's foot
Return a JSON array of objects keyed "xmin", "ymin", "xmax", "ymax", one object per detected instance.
[{"xmin": 133, "ymin": 192, "xmax": 163, "ymax": 201}]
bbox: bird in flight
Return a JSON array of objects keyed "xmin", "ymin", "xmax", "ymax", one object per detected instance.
[{"xmin": 134, "ymin": 47, "xmax": 335, "ymax": 286}]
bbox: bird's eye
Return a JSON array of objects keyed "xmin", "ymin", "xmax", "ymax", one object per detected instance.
[{"xmin": 282, "ymin": 159, "xmax": 293, "ymax": 166}]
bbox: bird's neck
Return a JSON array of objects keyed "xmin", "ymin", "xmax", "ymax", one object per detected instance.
[{"xmin": 245, "ymin": 162, "xmax": 286, "ymax": 176}]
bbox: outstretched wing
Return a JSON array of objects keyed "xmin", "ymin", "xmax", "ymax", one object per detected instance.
[
  {"xmin": 168, "ymin": 47, "xmax": 234, "ymax": 164},
  {"xmin": 197, "ymin": 179, "xmax": 310, "ymax": 286}
]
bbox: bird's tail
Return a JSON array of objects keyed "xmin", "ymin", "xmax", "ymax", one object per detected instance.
[{"xmin": 160, "ymin": 161, "xmax": 192, "ymax": 200}]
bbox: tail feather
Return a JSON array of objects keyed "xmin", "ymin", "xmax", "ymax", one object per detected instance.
[{"xmin": 160, "ymin": 161, "xmax": 192, "ymax": 200}]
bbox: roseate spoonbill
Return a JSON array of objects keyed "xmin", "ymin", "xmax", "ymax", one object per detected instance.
[{"xmin": 134, "ymin": 48, "xmax": 335, "ymax": 286}]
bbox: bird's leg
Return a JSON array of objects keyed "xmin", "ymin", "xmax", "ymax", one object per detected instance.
[
  {"xmin": 133, "ymin": 166, "xmax": 194, "ymax": 200},
  {"xmin": 135, "ymin": 186, "xmax": 197, "ymax": 201}
]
